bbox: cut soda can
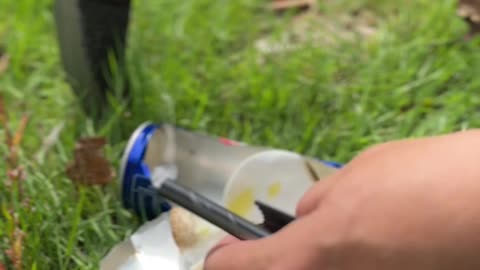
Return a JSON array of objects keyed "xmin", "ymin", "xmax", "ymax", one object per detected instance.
[
  {"xmin": 105, "ymin": 123, "xmax": 342, "ymax": 269},
  {"xmin": 119, "ymin": 122, "xmax": 342, "ymax": 221}
]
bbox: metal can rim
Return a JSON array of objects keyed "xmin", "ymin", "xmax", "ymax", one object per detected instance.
[{"xmin": 119, "ymin": 122, "xmax": 157, "ymax": 210}]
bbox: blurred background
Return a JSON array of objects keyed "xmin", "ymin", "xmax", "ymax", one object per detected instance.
[{"xmin": 1, "ymin": 0, "xmax": 480, "ymax": 268}]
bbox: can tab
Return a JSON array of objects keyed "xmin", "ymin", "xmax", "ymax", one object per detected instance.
[{"xmin": 151, "ymin": 165, "xmax": 178, "ymax": 189}]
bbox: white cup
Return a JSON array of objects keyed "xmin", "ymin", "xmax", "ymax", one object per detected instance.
[{"xmin": 222, "ymin": 150, "xmax": 318, "ymax": 223}]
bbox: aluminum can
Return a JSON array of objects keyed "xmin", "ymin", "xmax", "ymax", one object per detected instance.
[{"xmin": 119, "ymin": 122, "xmax": 341, "ymax": 220}]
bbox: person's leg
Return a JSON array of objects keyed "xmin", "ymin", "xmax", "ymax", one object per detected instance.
[{"xmin": 54, "ymin": 0, "xmax": 131, "ymax": 118}]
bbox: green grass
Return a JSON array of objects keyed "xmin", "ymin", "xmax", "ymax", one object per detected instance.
[{"xmin": 1, "ymin": 0, "xmax": 480, "ymax": 268}]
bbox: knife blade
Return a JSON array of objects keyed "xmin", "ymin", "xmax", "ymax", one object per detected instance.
[{"xmin": 255, "ymin": 200, "xmax": 295, "ymax": 233}]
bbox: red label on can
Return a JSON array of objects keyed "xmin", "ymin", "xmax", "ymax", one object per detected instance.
[{"xmin": 218, "ymin": 137, "xmax": 242, "ymax": 146}]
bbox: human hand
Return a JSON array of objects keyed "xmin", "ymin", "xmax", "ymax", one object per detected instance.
[{"xmin": 204, "ymin": 130, "xmax": 480, "ymax": 270}]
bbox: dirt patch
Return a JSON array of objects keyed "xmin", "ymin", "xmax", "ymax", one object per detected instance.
[
  {"xmin": 458, "ymin": 0, "xmax": 480, "ymax": 39},
  {"xmin": 255, "ymin": 2, "xmax": 380, "ymax": 57}
]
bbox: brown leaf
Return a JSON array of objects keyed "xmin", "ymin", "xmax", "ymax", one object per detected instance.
[
  {"xmin": 458, "ymin": 0, "xmax": 480, "ymax": 38},
  {"xmin": 0, "ymin": 53, "xmax": 9, "ymax": 76},
  {"xmin": 0, "ymin": 263, "xmax": 5, "ymax": 270},
  {"xmin": 270, "ymin": 0, "xmax": 314, "ymax": 13},
  {"xmin": 65, "ymin": 137, "xmax": 115, "ymax": 186},
  {"xmin": 76, "ymin": 137, "xmax": 107, "ymax": 149}
]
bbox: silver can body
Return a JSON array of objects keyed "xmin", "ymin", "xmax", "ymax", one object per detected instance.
[{"xmin": 119, "ymin": 122, "xmax": 341, "ymax": 220}]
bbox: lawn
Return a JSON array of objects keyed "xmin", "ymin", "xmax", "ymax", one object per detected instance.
[{"xmin": 1, "ymin": 0, "xmax": 480, "ymax": 268}]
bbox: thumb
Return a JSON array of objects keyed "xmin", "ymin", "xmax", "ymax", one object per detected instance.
[
  {"xmin": 206, "ymin": 235, "xmax": 241, "ymax": 258},
  {"xmin": 204, "ymin": 236, "xmax": 272, "ymax": 270}
]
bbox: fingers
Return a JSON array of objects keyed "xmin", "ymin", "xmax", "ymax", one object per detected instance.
[
  {"xmin": 204, "ymin": 212, "xmax": 326, "ymax": 270},
  {"xmin": 296, "ymin": 173, "xmax": 338, "ymax": 217},
  {"xmin": 204, "ymin": 169, "xmax": 343, "ymax": 270}
]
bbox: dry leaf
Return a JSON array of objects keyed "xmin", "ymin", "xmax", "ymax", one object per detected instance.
[
  {"xmin": 12, "ymin": 115, "xmax": 28, "ymax": 147},
  {"xmin": 270, "ymin": 0, "xmax": 315, "ymax": 12},
  {"xmin": 0, "ymin": 263, "xmax": 5, "ymax": 270},
  {"xmin": 0, "ymin": 95, "xmax": 25, "ymax": 168},
  {"xmin": 458, "ymin": 0, "xmax": 480, "ymax": 38},
  {"xmin": 0, "ymin": 95, "xmax": 12, "ymax": 149},
  {"xmin": 0, "ymin": 94, "xmax": 8, "ymax": 125},
  {"xmin": 66, "ymin": 137, "xmax": 115, "ymax": 186},
  {"xmin": 6, "ymin": 228, "xmax": 24, "ymax": 270},
  {"xmin": 458, "ymin": 0, "xmax": 480, "ymax": 22},
  {"xmin": 0, "ymin": 53, "xmax": 9, "ymax": 76}
]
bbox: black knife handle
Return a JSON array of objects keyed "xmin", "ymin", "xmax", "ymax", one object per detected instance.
[{"xmin": 158, "ymin": 180, "xmax": 271, "ymax": 240}]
